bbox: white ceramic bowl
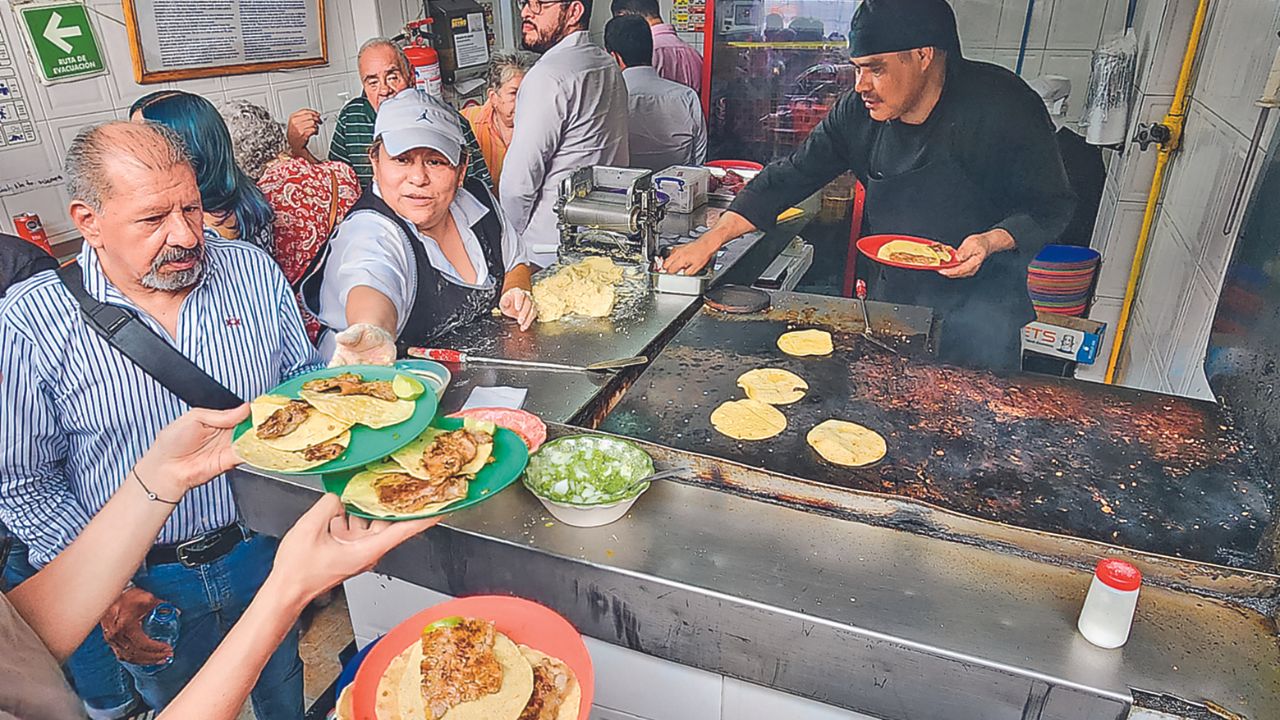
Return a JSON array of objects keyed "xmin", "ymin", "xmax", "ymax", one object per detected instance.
[
  {"xmin": 532, "ymin": 486, "xmax": 651, "ymax": 528},
  {"xmin": 523, "ymin": 434, "xmax": 654, "ymax": 527}
]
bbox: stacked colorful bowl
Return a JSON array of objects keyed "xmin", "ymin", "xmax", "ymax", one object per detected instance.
[{"xmin": 1026, "ymin": 244, "xmax": 1101, "ymax": 317}]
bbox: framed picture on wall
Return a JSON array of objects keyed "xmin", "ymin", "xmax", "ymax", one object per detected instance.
[{"xmin": 120, "ymin": 0, "xmax": 328, "ymax": 83}]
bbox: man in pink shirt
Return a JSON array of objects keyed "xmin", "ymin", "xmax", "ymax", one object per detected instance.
[{"xmin": 611, "ymin": 0, "xmax": 703, "ymax": 93}]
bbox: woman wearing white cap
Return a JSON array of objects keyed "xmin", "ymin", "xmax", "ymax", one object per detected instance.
[{"xmin": 301, "ymin": 89, "xmax": 535, "ymax": 365}]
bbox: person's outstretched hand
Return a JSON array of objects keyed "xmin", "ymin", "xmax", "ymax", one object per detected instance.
[
  {"xmin": 499, "ymin": 287, "xmax": 536, "ymax": 330},
  {"xmin": 264, "ymin": 494, "xmax": 439, "ymax": 610},
  {"xmin": 328, "ymin": 323, "xmax": 397, "ymax": 367},
  {"xmin": 133, "ymin": 405, "xmax": 250, "ymax": 499}
]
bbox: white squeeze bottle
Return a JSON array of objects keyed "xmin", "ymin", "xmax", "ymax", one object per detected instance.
[{"xmin": 1077, "ymin": 558, "xmax": 1142, "ymax": 649}]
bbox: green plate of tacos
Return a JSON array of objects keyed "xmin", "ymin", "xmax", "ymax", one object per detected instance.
[
  {"xmin": 232, "ymin": 365, "xmax": 439, "ymax": 475},
  {"xmin": 324, "ymin": 416, "xmax": 530, "ymax": 520}
]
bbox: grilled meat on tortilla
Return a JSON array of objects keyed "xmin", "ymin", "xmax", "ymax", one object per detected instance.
[
  {"xmin": 302, "ymin": 373, "xmax": 398, "ymax": 402},
  {"xmin": 301, "ymin": 440, "xmax": 346, "ymax": 462},
  {"xmin": 423, "ymin": 430, "xmax": 481, "ymax": 479},
  {"xmin": 373, "ymin": 472, "xmax": 468, "ymax": 514},
  {"xmin": 516, "ymin": 647, "xmax": 579, "ymax": 720},
  {"xmin": 256, "ymin": 400, "xmax": 314, "ymax": 440},
  {"xmin": 420, "ymin": 618, "xmax": 506, "ymax": 718}
]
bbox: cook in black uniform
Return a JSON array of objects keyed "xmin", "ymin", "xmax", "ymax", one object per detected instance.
[{"xmin": 662, "ymin": 0, "xmax": 1075, "ymax": 370}]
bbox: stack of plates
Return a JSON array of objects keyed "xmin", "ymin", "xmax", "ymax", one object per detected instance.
[{"xmin": 1026, "ymin": 245, "xmax": 1101, "ymax": 317}]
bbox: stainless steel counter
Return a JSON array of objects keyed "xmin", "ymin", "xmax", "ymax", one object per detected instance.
[{"xmin": 230, "ymin": 426, "xmax": 1280, "ymax": 720}]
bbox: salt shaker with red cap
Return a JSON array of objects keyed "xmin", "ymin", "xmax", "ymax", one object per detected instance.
[{"xmin": 1077, "ymin": 558, "xmax": 1142, "ymax": 648}]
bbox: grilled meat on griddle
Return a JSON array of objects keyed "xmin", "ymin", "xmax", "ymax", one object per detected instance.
[
  {"xmin": 256, "ymin": 400, "xmax": 313, "ymax": 439},
  {"xmin": 302, "ymin": 373, "xmax": 398, "ymax": 402},
  {"xmin": 373, "ymin": 472, "xmax": 467, "ymax": 513},
  {"xmin": 419, "ymin": 617, "xmax": 504, "ymax": 719}
]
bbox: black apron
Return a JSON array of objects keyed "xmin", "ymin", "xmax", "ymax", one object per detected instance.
[
  {"xmin": 301, "ymin": 177, "xmax": 505, "ymax": 354},
  {"xmin": 862, "ymin": 123, "xmax": 1033, "ymax": 371}
]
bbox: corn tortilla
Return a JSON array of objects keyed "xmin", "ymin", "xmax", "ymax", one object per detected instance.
[
  {"xmin": 250, "ymin": 395, "xmax": 351, "ymax": 452},
  {"xmin": 876, "ymin": 239, "xmax": 951, "ymax": 266},
  {"xmin": 806, "ymin": 419, "xmax": 887, "ymax": 467},
  {"xmin": 710, "ymin": 399, "xmax": 787, "ymax": 441},
  {"xmin": 233, "ymin": 429, "xmax": 351, "ymax": 472},
  {"xmin": 340, "ymin": 469, "xmax": 468, "ymax": 518},
  {"xmin": 736, "ymin": 368, "xmax": 808, "ymax": 405},
  {"xmin": 298, "ymin": 388, "xmax": 414, "ymax": 429},
  {"xmin": 777, "ymin": 329, "xmax": 833, "ymax": 357}
]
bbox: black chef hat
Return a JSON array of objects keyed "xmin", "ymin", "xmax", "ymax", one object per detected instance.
[{"xmin": 848, "ymin": 0, "xmax": 962, "ymax": 58}]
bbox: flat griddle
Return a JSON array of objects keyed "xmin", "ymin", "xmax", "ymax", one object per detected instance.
[{"xmin": 600, "ymin": 292, "xmax": 1277, "ymax": 572}]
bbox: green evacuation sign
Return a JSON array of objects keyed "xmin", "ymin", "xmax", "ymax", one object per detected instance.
[{"xmin": 18, "ymin": 3, "xmax": 105, "ymax": 83}]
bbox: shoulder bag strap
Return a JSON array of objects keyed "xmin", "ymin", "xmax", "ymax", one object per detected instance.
[{"xmin": 56, "ymin": 263, "xmax": 244, "ymax": 410}]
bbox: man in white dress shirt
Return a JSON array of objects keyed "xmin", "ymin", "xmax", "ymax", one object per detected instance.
[
  {"xmin": 605, "ymin": 14, "xmax": 706, "ymax": 172},
  {"xmin": 500, "ymin": 0, "xmax": 630, "ymax": 267}
]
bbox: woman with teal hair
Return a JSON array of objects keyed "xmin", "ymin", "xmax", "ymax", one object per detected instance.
[{"xmin": 130, "ymin": 91, "xmax": 275, "ymax": 248}]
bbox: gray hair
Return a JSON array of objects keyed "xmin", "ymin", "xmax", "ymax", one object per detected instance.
[
  {"xmin": 486, "ymin": 51, "xmax": 538, "ymax": 94},
  {"xmin": 217, "ymin": 100, "xmax": 287, "ymax": 181},
  {"xmin": 359, "ymin": 36, "xmax": 413, "ymax": 78},
  {"xmin": 65, "ymin": 121, "xmax": 192, "ymax": 209}
]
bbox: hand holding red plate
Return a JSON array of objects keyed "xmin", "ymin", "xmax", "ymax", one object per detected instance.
[{"xmin": 938, "ymin": 229, "xmax": 1014, "ymax": 279}]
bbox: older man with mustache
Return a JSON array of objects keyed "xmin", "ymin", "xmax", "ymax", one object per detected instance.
[{"xmin": 0, "ymin": 121, "xmax": 319, "ymax": 719}]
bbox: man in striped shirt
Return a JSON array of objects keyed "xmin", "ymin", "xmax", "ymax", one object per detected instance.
[
  {"xmin": 0, "ymin": 122, "xmax": 318, "ymax": 718},
  {"xmin": 287, "ymin": 37, "xmax": 492, "ymax": 190}
]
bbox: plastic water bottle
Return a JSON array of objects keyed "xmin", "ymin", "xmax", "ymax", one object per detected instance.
[{"xmin": 136, "ymin": 602, "xmax": 181, "ymax": 674}]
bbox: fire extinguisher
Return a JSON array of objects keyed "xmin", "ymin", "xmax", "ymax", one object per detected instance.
[
  {"xmin": 404, "ymin": 19, "xmax": 442, "ymax": 99},
  {"xmin": 12, "ymin": 213, "xmax": 52, "ymax": 254}
]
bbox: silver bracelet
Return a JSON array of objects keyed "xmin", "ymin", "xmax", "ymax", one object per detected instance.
[{"xmin": 133, "ymin": 467, "xmax": 180, "ymax": 505}]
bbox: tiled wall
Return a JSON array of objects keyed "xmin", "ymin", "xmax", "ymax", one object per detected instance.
[
  {"xmin": 956, "ymin": 0, "xmax": 1130, "ymax": 124},
  {"xmin": 1080, "ymin": 0, "xmax": 1280, "ymax": 399},
  {"xmin": 0, "ymin": 0, "xmax": 391, "ymax": 250}
]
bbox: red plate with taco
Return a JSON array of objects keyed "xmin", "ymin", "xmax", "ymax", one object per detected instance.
[
  {"xmin": 346, "ymin": 595, "xmax": 593, "ymax": 720},
  {"xmin": 857, "ymin": 234, "xmax": 961, "ymax": 270}
]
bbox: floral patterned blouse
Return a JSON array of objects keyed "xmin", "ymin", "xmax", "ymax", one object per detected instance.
[{"xmin": 258, "ymin": 157, "xmax": 361, "ymax": 342}]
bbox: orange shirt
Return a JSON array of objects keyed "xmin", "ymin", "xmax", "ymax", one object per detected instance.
[{"xmin": 461, "ymin": 101, "xmax": 511, "ymax": 191}]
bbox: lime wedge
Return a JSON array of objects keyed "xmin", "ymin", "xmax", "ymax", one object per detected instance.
[{"xmin": 392, "ymin": 374, "xmax": 424, "ymax": 400}]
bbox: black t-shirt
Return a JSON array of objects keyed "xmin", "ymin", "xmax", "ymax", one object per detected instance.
[
  {"xmin": 730, "ymin": 57, "xmax": 1075, "ymax": 254},
  {"xmin": 0, "ymin": 234, "xmax": 56, "ymax": 297}
]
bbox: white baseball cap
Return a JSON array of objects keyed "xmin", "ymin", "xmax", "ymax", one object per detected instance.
[{"xmin": 374, "ymin": 88, "xmax": 465, "ymax": 165}]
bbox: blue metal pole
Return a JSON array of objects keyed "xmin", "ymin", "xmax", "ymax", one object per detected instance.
[{"xmin": 1015, "ymin": 0, "xmax": 1036, "ymax": 75}]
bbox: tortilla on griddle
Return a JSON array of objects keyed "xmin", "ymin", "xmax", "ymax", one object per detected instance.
[
  {"xmin": 516, "ymin": 646, "xmax": 580, "ymax": 720},
  {"xmin": 387, "ymin": 625, "xmax": 533, "ymax": 720},
  {"xmin": 233, "ymin": 428, "xmax": 351, "ymax": 472},
  {"xmin": 807, "ymin": 419, "xmax": 887, "ymax": 467},
  {"xmin": 710, "ymin": 399, "xmax": 787, "ymax": 441},
  {"xmin": 299, "ymin": 385, "xmax": 414, "ymax": 429},
  {"xmin": 250, "ymin": 395, "xmax": 352, "ymax": 452},
  {"xmin": 736, "ymin": 368, "xmax": 808, "ymax": 405},
  {"xmin": 776, "ymin": 329, "xmax": 833, "ymax": 357}
]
